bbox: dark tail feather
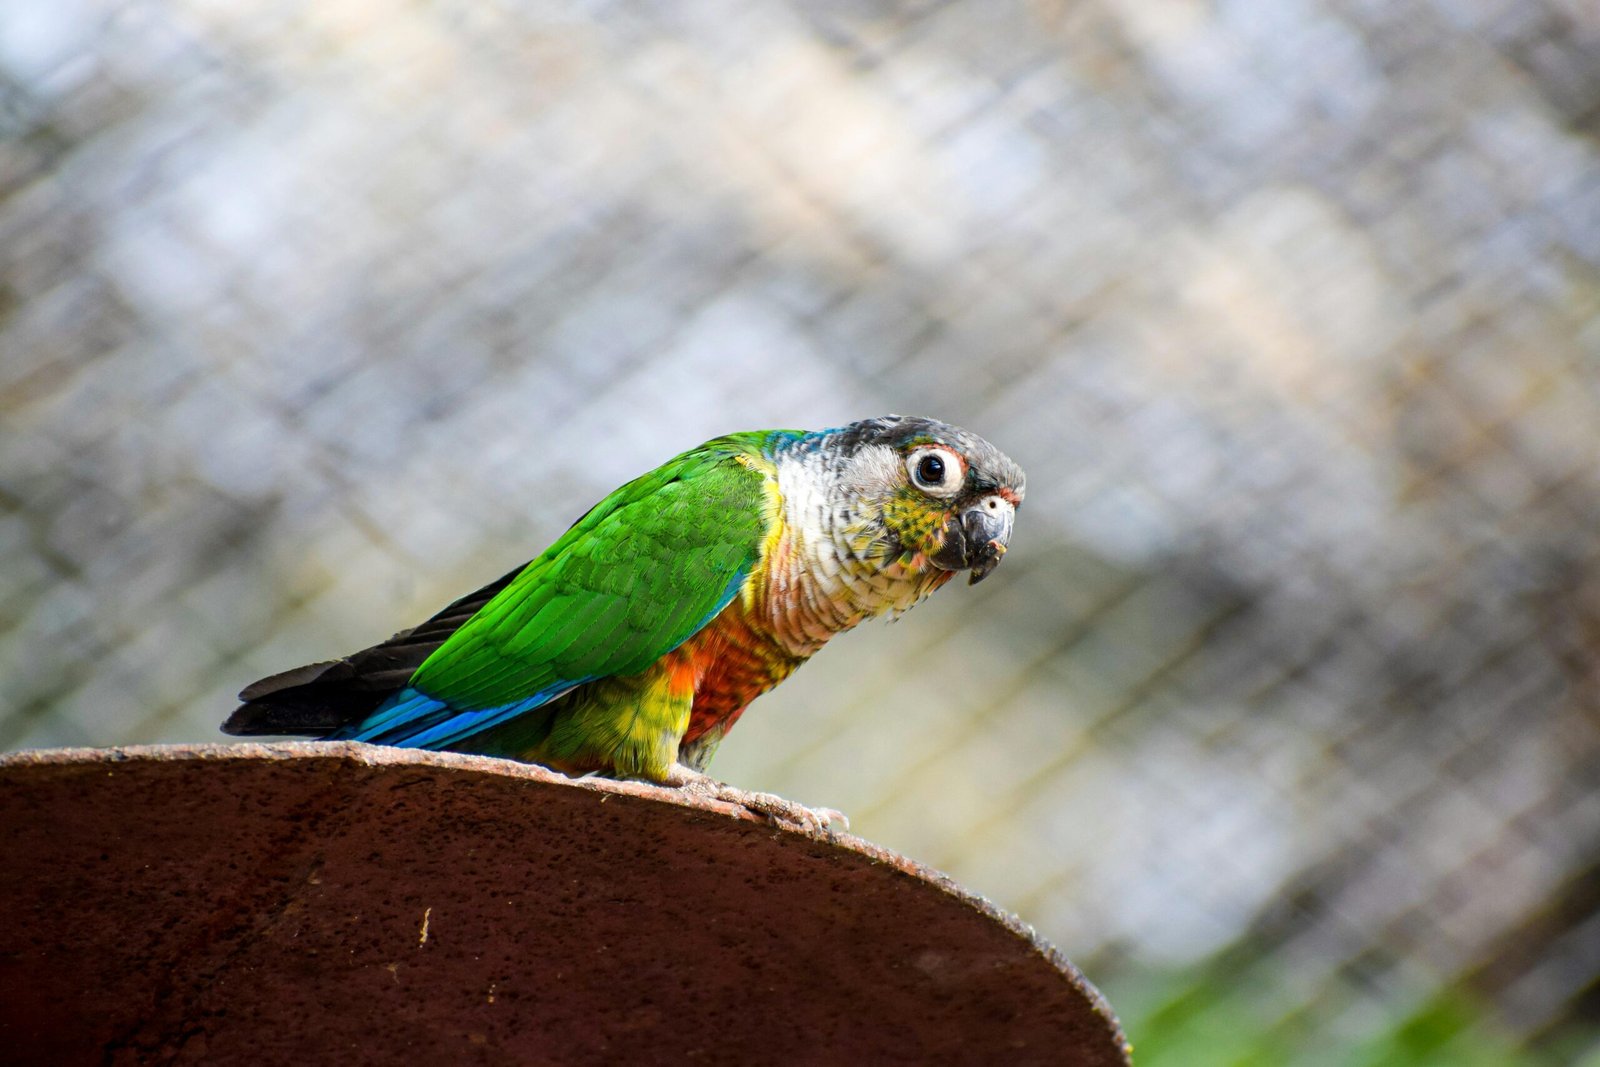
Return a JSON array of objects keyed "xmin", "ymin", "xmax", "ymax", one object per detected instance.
[
  {"xmin": 238, "ymin": 660, "xmax": 345, "ymax": 702},
  {"xmin": 223, "ymin": 562, "xmax": 527, "ymax": 737}
]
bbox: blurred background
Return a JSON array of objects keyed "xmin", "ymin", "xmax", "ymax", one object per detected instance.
[{"xmin": 4, "ymin": 0, "xmax": 1599, "ymax": 1062}]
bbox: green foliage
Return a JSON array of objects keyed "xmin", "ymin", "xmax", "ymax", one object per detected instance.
[{"xmin": 1108, "ymin": 964, "xmax": 1582, "ymax": 1067}]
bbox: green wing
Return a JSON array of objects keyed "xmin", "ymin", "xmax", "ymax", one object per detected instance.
[{"xmin": 407, "ymin": 439, "xmax": 773, "ymax": 726}]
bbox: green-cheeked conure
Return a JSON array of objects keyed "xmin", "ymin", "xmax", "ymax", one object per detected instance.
[{"xmin": 225, "ymin": 416, "xmax": 1023, "ymax": 809}]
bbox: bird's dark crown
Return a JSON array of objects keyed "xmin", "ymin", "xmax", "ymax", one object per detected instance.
[{"xmin": 818, "ymin": 415, "xmax": 1026, "ymax": 500}]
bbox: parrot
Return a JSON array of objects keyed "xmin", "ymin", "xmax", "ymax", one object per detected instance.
[{"xmin": 224, "ymin": 415, "xmax": 1024, "ymax": 829}]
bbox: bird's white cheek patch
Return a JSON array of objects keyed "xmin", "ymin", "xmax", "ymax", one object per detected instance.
[{"xmin": 842, "ymin": 445, "xmax": 903, "ymax": 498}]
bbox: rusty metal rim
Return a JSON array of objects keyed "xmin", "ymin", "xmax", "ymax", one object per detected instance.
[{"xmin": 1, "ymin": 740, "xmax": 1131, "ymax": 1060}]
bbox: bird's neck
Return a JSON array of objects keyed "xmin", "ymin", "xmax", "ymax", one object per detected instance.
[
  {"xmin": 747, "ymin": 452, "xmax": 950, "ymax": 659},
  {"xmin": 677, "ymin": 447, "xmax": 951, "ymax": 742}
]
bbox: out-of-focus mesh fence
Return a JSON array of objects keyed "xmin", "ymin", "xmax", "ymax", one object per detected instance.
[{"xmin": 4, "ymin": 0, "xmax": 1599, "ymax": 1061}]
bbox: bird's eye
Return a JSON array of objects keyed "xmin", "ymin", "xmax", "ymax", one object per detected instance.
[{"xmin": 907, "ymin": 447, "xmax": 961, "ymax": 494}]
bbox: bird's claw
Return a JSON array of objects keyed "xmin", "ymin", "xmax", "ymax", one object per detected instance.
[
  {"xmin": 724, "ymin": 787, "xmax": 850, "ymax": 835},
  {"xmin": 663, "ymin": 764, "xmax": 848, "ymax": 835}
]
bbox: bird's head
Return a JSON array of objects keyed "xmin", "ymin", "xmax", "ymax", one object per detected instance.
[{"xmin": 794, "ymin": 415, "xmax": 1026, "ymax": 585}]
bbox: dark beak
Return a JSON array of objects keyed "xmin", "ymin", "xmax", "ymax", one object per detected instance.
[{"xmin": 930, "ymin": 495, "xmax": 1016, "ymax": 584}]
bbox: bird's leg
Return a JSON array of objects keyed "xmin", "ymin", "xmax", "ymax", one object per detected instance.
[
  {"xmin": 662, "ymin": 762, "xmax": 722, "ymax": 797},
  {"xmin": 663, "ymin": 763, "xmax": 849, "ymax": 835}
]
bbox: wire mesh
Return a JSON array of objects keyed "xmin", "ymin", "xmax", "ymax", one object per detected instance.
[{"xmin": 3, "ymin": 0, "xmax": 1599, "ymax": 1061}]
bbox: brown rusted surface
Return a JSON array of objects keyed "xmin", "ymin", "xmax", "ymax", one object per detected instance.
[{"xmin": 0, "ymin": 743, "xmax": 1130, "ymax": 1065}]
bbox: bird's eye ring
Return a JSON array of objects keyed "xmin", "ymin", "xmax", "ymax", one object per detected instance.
[{"xmin": 907, "ymin": 447, "xmax": 962, "ymax": 494}]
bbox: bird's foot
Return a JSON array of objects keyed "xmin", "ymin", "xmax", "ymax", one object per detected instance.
[
  {"xmin": 663, "ymin": 763, "xmax": 720, "ymax": 794},
  {"xmin": 721, "ymin": 786, "xmax": 850, "ymax": 835},
  {"xmin": 663, "ymin": 764, "xmax": 849, "ymax": 835}
]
